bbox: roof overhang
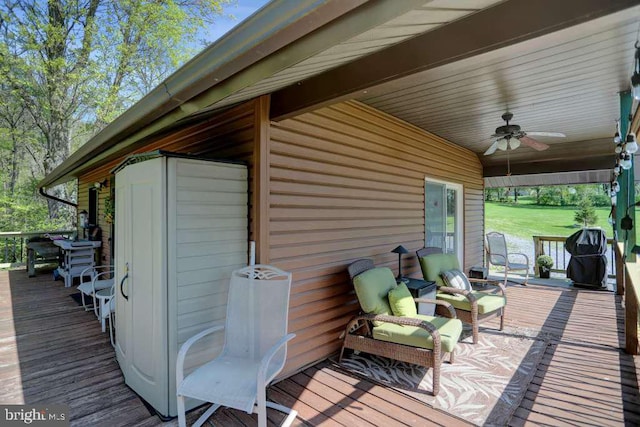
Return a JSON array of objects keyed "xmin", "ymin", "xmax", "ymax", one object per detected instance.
[
  {"xmin": 40, "ymin": 0, "xmax": 370, "ymax": 188},
  {"xmin": 40, "ymin": 0, "xmax": 640, "ymax": 189}
]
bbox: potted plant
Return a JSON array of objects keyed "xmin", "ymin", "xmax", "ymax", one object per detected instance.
[{"xmin": 536, "ymin": 255, "xmax": 554, "ymax": 279}]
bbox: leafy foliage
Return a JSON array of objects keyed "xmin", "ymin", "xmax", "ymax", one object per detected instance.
[
  {"xmin": 536, "ymin": 255, "xmax": 553, "ymax": 268},
  {"xmin": 0, "ymin": 0, "xmax": 230, "ymax": 232},
  {"xmin": 574, "ymin": 198, "xmax": 598, "ymax": 227}
]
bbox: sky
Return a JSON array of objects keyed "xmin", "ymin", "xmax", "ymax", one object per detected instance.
[{"xmin": 201, "ymin": 0, "xmax": 271, "ymax": 44}]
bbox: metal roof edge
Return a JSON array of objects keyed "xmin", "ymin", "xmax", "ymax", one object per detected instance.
[{"xmin": 39, "ymin": 0, "xmax": 359, "ymax": 189}]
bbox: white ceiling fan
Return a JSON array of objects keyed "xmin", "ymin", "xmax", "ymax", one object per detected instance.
[{"xmin": 484, "ymin": 112, "xmax": 565, "ymax": 155}]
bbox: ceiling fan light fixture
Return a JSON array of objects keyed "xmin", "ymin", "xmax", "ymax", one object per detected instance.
[
  {"xmin": 510, "ymin": 138, "xmax": 521, "ymax": 150},
  {"xmin": 614, "ymin": 132, "xmax": 621, "ymax": 144},
  {"xmin": 497, "ymin": 139, "xmax": 508, "ymax": 151},
  {"xmin": 626, "ymin": 133, "xmax": 638, "ymax": 154},
  {"xmin": 615, "ymin": 144, "xmax": 623, "ymax": 154}
]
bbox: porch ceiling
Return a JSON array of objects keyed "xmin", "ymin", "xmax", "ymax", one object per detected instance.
[
  {"xmin": 40, "ymin": 0, "xmax": 640, "ymax": 188},
  {"xmin": 355, "ymin": 6, "xmax": 640, "ymax": 179}
]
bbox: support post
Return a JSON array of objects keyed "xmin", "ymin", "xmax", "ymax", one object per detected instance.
[
  {"xmin": 616, "ymin": 91, "xmax": 635, "ymax": 260},
  {"xmin": 253, "ymin": 95, "xmax": 271, "ymax": 264}
]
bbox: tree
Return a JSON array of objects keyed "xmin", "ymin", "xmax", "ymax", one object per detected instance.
[
  {"xmin": 0, "ymin": 0, "xmax": 230, "ymax": 220},
  {"xmin": 574, "ymin": 198, "xmax": 598, "ymax": 227}
]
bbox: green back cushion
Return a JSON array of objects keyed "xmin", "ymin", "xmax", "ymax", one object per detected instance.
[
  {"xmin": 387, "ymin": 282, "xmax": 417, "ymax": 317},
  {"xmin": 418, "ymin": 253, "xmax": 461, "ymax": 287},
  {"xmin": 353, "ymin": 267, "xmax": 396, "ymax": 318}
]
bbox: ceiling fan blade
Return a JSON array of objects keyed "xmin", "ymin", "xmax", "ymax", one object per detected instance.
[
  {"xmin": 497, "ymin": 139, "xmax": 508, "ymax": 151},
  {"xmin": 484, "ymin": 140, "xmax": 499, "ymax": 156},
  {"xmin": 526, "ymin": 131, "xmax": 566, "ymax": 138},
  {"xmin": 519, "ymin": 135, "xmax": 549, "ymax": 151},
  {"xmin": 509, "ymin": 138, "xmax": 521, "ymax": 150}
]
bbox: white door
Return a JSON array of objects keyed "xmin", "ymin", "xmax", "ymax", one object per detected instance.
[
  {"xmin": 115, "ymin": 157, "xmax": 168, "ymax": 415},
  {"xmin": 425, "ymin": 179, "xmax": 464, "ymax": 263}
]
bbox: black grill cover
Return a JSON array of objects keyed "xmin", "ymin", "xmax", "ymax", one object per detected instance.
[{"xmin": 565, "ymin": 228, "xmax": 607, "ymax": 288}]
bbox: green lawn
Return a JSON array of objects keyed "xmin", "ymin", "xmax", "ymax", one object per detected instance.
[{"xmin": 485, "ymin": 201, "xmax": 612, "ymax": 239}]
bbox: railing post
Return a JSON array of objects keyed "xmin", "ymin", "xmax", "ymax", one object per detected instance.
[
  {"xmin": 625, "ymin": 263, "xmax": 639, "ymax": 354},
  {"xmin": 533, "ymin": 236, "xmax": 541, "ymax": 278},
  {"xmin": 616, "ymin": 243, "xmax": 625, "ymax": 296}
]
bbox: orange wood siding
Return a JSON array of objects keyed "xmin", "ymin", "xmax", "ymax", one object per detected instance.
[
  {"xmin": 76, "ymin": 99, "xmax": 261, "ymax": 266},
  {"xmin": 269, "ymin": 101, "xmax": 484, "ymax": 374}
]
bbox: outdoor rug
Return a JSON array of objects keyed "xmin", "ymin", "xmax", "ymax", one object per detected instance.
[
  {"xmin": 336, "ymin": 326, "xmax": 549, "ymax": 427},
  {"xmin": 70, "ymin": 292, "xmax": 93, "ymax": 308}
]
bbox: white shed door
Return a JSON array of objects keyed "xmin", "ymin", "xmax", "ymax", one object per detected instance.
[{"xmin": 115, "ymin": 157, "xmax": 168, "ymax": 415}]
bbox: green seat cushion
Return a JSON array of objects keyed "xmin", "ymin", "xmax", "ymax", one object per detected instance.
[
  {"xmin": 353, "ymin": 267, "xmax": 397, "ymax": 323},
  {"xmin": 372, "ymin": 314, "xmax": 462, "ymax": 353},
  {"xmin": 418, "ymin": 253, "xmax": 461, "ymax": 287},
  {"xmin": 388, "ymin": 282, "xmax": 417, "ymax": 317},
  {"xmin": 436, "ymin": 291, "xmax": 506, "ymax": 314}
]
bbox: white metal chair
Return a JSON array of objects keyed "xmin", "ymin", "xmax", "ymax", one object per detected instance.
[
  {"xmin": 176, "ymin": 265, "xmax": 297, "ymax": 427},
  {"xmin": 77, "ymin": 265, "xmax": 114, "ymax": 312},
  {"xmin": 94, "ymin": 283, "xmax": 116, "ymax": 347},
  {"xmin": 486, "ymin": 231, "xmax": 529, "ymax": 285}
]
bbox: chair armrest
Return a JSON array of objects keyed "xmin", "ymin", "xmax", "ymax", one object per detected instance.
[
  {"xmin": 468, "ymin": 278, "xmax": 506, "ymax": 296},
  {"xmin": 438, "ymin": 286, "xmax": 477, "ymax": 302},
  {"xmin": 414, "ymin": 298, "xmax": 457, "ymax": 318},
  {"xmin": 258, "ymin": 333, "xmax": 296, "ymax": 388},
  {"xmin": 176, "ymin": 324, "xmax": 225, "ymax": 386},
  {"xmin": 79, "ymin": 265, "xmax": 96, "ymax": 281},
  {"xmin": 508, "ymin": 252, "xmax": 529, "ymax": 266},
  {"xmin": 346, "ymin": 313, "xmax": 442, "ymax": 354},
  {"xmin": 488, "ymin": 253, "xmax": 507, "ymax": 265}
]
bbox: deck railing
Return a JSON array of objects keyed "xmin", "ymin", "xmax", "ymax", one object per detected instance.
[
  {"xmin": 617, "ymin": 243, "xmax": 640, "ymax": 355},
  {"xmin": 0, "ymin": 231, "xmax": 74, "ymax": 265},
  {"xmin": 533, "ymin": 235, "xmax": 616, "ymax": 278}
]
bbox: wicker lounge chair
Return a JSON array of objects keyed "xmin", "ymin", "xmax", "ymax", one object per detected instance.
[
  {"xmin": 416, "ymin": 249, "xmax": 506, "ymax": 344},
  {"xmin": 340, "ymin": 260, "xmax": 462, "ymax": 396}
]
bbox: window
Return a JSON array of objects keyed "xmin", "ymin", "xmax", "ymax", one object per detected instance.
[
  {"xmin": 88, "ymin": 187, "xmax": 98, "ymax": 227},
  {"xmin": 425, "ymin": 179, "xmax": 463, "ymax": 263}
]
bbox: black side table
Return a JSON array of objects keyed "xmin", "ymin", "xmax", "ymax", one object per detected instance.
[{"xmin": 403, "ymin": 278, "xmax": 437, "ymax": 316}]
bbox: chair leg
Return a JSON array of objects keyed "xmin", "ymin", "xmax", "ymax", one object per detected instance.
[
  {"xmin": 265, "ymin": 402, "xmax": 298, "ymax": 427},
  {"xmin": 193, "ymin": 403, "xmax": 221, "ymax": 427},
  {"xmin": 472, "ymin": 322, "xmax": 479, "ymax": 344},
  {"xmin": 93, "ymin": 295, "xmax": 100, "ymax": 318},
  {"xmin": 338, "ymin": 345, "xmax": 346, "ymax": 363},
  {"xmin": 257, "ymin": 387, "xmax": 267, "ymax": 427},
  {"xmin": 432, "ymin": 359, "xmax": 440, "ymax": 396},
  {"xmin": 500, "ymin": 310, "xmax": 505, "ymax": 331},
  {"xmin": 449, "ymin": 349, "xmax": 455, "ymax": 364},
  {"xmin": 177, "ymin": 394, "xmax": 187, "ymax": 427}
]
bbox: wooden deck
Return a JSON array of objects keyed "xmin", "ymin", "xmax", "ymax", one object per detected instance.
[{"xmin": 1, "ymin": 268, "xmax": 639, "ymax": 426}]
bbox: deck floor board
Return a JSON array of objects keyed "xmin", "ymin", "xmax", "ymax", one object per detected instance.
[{"xmin": 1, "ymin": 269, "xmax": 639, "ymax": 426}]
